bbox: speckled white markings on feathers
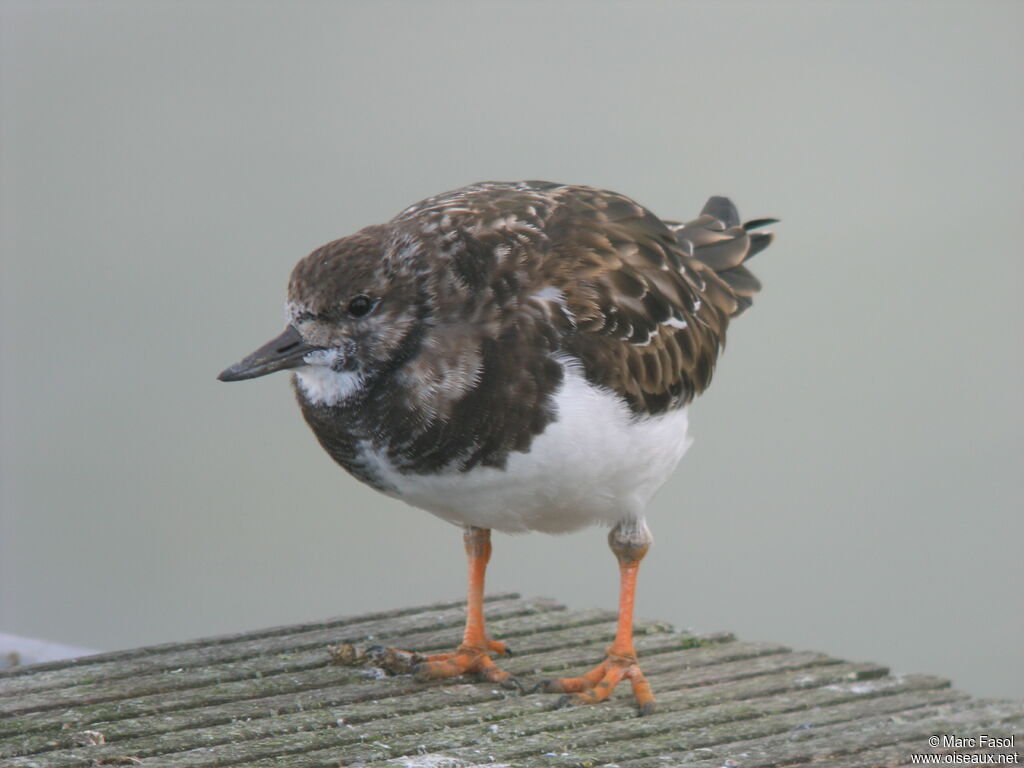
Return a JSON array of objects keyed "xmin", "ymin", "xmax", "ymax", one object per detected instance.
[
  {"xmin": 531, "ymin": 285, "xmax": 566, "ymax": 303},
  {"xmin": 359, "ymin": 357, "xmax": 693, "ymax": 534},
  {"xmin": 631, "ymin": 312, "xmax": 689, "ymax": 348}
]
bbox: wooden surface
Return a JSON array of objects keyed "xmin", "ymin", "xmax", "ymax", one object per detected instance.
[{"xmin": 1, "ymin": 593, "xmax": 1020, "ymax": 767}]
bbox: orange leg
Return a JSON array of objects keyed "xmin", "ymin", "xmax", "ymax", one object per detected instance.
[
  {"xmin": 411, "ymin": 526, "xmax": 520, "ymax": 690},
  {"xmin": 537, "ymin": 518, "xmax": 656, "ymax": 715}
]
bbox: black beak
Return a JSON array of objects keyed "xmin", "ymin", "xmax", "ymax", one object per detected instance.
[{"xmin": 217, "ymin": 325, "xmax": 321, "ymax": 382}]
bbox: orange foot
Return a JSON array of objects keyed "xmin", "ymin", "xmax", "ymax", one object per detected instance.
[
  {"xmin": 365, "ymin": 638, "xmax": 521, "ymax": 691},
  {"xmin": 536, "ymin": 651, "xmax": 655, "ymax": 715}
]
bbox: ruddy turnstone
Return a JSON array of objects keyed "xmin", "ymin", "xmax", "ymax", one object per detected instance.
[{"xmin": 219, "ymin": 181, "xmax": 775, "ymax": 714}]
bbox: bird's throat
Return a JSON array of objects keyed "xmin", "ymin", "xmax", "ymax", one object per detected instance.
[{"xmin": 294, "ymin": 366, "xmax": 366, "ymax": 407}]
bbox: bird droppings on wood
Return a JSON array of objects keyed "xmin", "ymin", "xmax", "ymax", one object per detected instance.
[
  {"xmin": 68, "ymin": 729, "xmax": 105, "ymax": 746},
  {"xmin": 327, "ymin": 643, "xmax": 429, "ymax": 678},
  {"xmin": 0, "ymin": 595, "xmax": 1020, "ymax": 767},
  {"xmin": 327, "ymin": 643, "xmax": 362, "ymax": 667}
]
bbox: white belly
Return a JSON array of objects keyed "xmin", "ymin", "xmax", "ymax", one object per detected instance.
[{"xmin": 359, "ymin": 359, "xmax": 692, "ymax": 533}]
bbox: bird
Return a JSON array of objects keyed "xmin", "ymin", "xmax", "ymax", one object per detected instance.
[{"xmin": 218, "ymin": 180, "xmax": 775, "ymax": 715}]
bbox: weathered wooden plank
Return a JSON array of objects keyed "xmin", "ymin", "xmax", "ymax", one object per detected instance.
[
  {"xmin": 37, "ymin": 657, "xmax": 903, "ymax": 767},
  {"xmin": 0, "ymin": 594, "xmax": 519, "ymax": 683},
  {"xmin": 425, "ymin": 681, "xmax": 963, "ymax": 768},
  {"xmin": 0, "ymin": 610, "xmax": 714, "ymax": 747},
  {"xmin": 241, "ymin": 663, "xmax": 888, "ymax": 768},
  {"xmin": 2, "ymin": 597, "xmax": 1021, "ymax": 768},
  {"xmin": 642, "ymin": 699, "xmax": 1024, "ymax": 768},
  {"xmin": 0, "ymin": 620, "xmax": 699, "ymax": 757},
  {"xmin": 0, "ymin": 595, "xmax": 554, "ymax": 699},
  {"xmin": 0, "ymin": 640, "xmax": 789, "ymax": 765},
  {"xmin": 0, "ymin": 630, "xmax": 760, "ymax": 765},
  {"xmin": 224, "ymin": 677, "xmax": 959, "ymax": 768},
  {"xmin": 0, "ymin": 602, "xmax": 615, "ymax": 741},
  {"xmin": 0, "ymin": 597, "xmax": 572, "ymax": 719}
]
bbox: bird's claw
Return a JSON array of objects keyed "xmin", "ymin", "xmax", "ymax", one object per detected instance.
[
  {"xmin": 502, "ymin": 676, "xmax": 525, "ymax": 693},
  {"xmin": 529, "ymin": 678, "xmax": 560, "ymax": 695},
  {"xmin": 410, "ymin": 640, "xmax": 518, "ymax": 690},
  {"xmin": 554, "ymin": 693, "xmax": 577, "ymax": 710},
  {"xmin": 532, "ymin": 651, "xmax": 656, "ymax": 715},
  {"xmin": 361, "ymin": 645, "xmax": 425, "ymax": 676}
]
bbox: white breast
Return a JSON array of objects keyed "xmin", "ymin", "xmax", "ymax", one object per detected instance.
[{"xmin": 361, "ymin": 358, "xmax": 692, "ymax": 533}]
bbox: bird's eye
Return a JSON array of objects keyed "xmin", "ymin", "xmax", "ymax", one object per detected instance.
[{"xmin": 346, "ymin": 294, "xmax": 375, "ymax": 318}]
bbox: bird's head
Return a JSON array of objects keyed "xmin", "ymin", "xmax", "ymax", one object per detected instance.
[{"xmin": 218, "ymin": 226, "xmax": 425, "ymax": 406}]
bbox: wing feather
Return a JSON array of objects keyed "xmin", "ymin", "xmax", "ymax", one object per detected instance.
[
  {"xmin": 549, "ymin": 186, "xmax": 773, "ymax": 415},
  {"xmin": 395, "ymin": 181, "xmax": 775, "ymax": 417}
]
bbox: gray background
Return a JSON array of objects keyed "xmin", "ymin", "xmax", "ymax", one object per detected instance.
[{"xmin": 2, "ymin": 1, "xmax": 1021, "ymax": 699}]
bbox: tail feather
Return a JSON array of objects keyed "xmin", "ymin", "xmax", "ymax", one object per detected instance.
[
  {"xmin": 701, "ymin": 195, "xmax": 740, "ymax": 228},
  {"xmin": 716, "ymin": 264, "xmax": 761, "ymax": 295},
  {"xmin": 743, "ymin": 217, "xmax": 780, "ymax": 231},
  {"xmin": 667, "ymin": 197, "xmax": 777, "ymax": 317},
  {"xmin": 687, "ymin": 230, "xmax": 751, "ymax": 271},
  {"xmin": 745, "ymin": 231, "xmax": 774, "ymax": 261}
]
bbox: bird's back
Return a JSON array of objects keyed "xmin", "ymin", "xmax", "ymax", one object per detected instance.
[{"xmin": 393, "ymin": 181, "xmax": 775, "ymax": 415}]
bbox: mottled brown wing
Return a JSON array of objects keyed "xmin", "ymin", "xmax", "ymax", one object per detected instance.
[{"xmin": 551, "ymin": 187, "xmax": 775, "ymax": 416}]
